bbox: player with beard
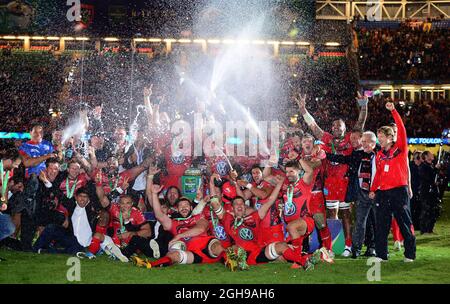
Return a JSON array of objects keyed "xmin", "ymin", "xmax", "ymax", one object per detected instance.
[
  {"xmin": 210, "ymin": 174, "xmax": 323, "ymax": 271},
  {"xmin": 297, "ymin": 93, "xmax": 368, "ymax": 257},
  {"xmin": 300, "ymin": 134, "xmax": 334, "ymax": 259},
  {"xmin": 132, "ymin": 181, "xmax": 225, "ymax": 268},
  {"xmin": 279, "ymin": 159, "xmax": 333, "ymax": 267},
  {"xmin": 235, "ymin": 165, "xmax": 284, "ymax": 247}
]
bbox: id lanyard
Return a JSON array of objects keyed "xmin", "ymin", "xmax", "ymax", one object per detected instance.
[
  {"xmin": 285, "ymin": 178, "xmax": 299, "ymax": 214},
  {"xmin": 0, "ymin": 160, "xmax": 10, "ymax": 201},
  {"xmin": 119, "ymin": 209, "xmax": 131, "ymax": 233},
  {"xmin": 66, "ymin": 177, "xmax": 78, "ymax": 199},
  {"xmin": 210, "ymin": 205, "xmax": 220, "ymax": 232},
  {"xmin": 109, "ymin": 176, "xmax": 119, "ymax": 192},
  {"xmin": 233, "ymin": 217, "xmax": 244, "ymax": 230}
]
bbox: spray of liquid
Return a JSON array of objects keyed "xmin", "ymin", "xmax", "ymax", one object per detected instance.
[
  {"xmin": 129, "ymin": 105, "xmax": 147, "ymax": 143},
  {"xmin": 61, "ymin": 114, "xmax": 88, "ymax": 145}
]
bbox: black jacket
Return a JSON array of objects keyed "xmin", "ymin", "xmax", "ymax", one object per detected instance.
[
  {"xmin": 409, "ymin": 161, "xmax": 421, "ymax": 196},
  {"xmin": 326, "ymin": 147, "xmax": 378, "ymax": 201},
  {"xmin": 62, "ymin": 198, "xmax": 102, "ymax": 233},
  {"xmin": 419, "ymin": 162, "xmax": 439, "ymax": 198}
]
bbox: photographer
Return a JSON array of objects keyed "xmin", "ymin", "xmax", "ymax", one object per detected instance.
[{"xmin": 33, "ymin": 187, "xmax": 100, "ymax": 255}]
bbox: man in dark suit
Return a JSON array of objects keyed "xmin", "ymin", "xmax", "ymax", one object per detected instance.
[{"xmin": 326, "ymin": 131, "xmax": 379, "ymax": 258}]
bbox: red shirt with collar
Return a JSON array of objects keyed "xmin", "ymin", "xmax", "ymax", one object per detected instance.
[{"xmin": 371, "ymin": 109, "xmax": 409, "ymax": 191}]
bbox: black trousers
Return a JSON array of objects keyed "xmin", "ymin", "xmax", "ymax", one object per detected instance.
[
  {"xmin": 374, "ymin": 186, "xmax": 416, "ymax": 260},
  {"xmin": 33, "ymin": 224, "xmax": 84, "ymax": 254},
  {"xmin": 410, "ymin": 194, "xmax": 421, "ymax": 230},
  {"xmin": 364, "ymin": 206, "xmax": 376, "ymax": 250},
  {"xmin": 353, "ymin": 189, "xmax": 376, "ymax": 251},
  {"xmin": 122, "ymin": 235, "xmax": 154, "ymax": 258},
  {"xmin": 420, "ymin": 194, "xmax": 440, "ymax": 234},
  {"xmin": 19, "ymin": 174, "xmax": 40, "ymax": 251},
  {"xmin": 20, "ymin": 211, "xmax": 36, "ymax": 251}
]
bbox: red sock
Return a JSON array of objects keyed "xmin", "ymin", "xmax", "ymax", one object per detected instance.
[
  {"xmin": 283, "ymin": 248, "xmax": 310, "ymax": 266},
  {"xmin": 150, "ymin": 256, "xmax": 173, "ymax": 267},
  {"xmin": 319, "ymin": 228, "xmax": 332, "ymax": 251},
  {"xmin": 345, "ymin": 237, "xmax": 352, "ymax": 247},
  {"xmin": 88, "ymin": 237, "xmax": 101, "ymax": 254},
  {"xmin": 291, "ymin": 236, "xmax": 304, "ymax": 252},
  {"xmin": 95, "ymin": 225, "xmax": 107, "ymax": 235}
]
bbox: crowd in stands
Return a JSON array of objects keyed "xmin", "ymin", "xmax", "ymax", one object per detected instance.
[
  {"xmin": 0, "ymin": 52, "xmax": 68, "ymax": 132},
  {"xmin": 357, "ymin": 21, "xmax": 449, "ymax": 80},
  {"xmin": 0, "ymin": 20, "xmax": 448, "ymax": 137}
]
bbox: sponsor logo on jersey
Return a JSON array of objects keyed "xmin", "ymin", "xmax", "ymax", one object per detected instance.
[
  {"xmin": 239, "ymin": 228, "xmax": 254, "ymax": 240},
  {"xmin": 171, "ymin": 151, "xmax": 185, "ymax": 164},
  {"xmin": 214, "ymin": 225, "xmax": 227, "ymax": 240},
  {"xmin": 216, "ymin": 160, "xmax": 229, "ymax": 176}
]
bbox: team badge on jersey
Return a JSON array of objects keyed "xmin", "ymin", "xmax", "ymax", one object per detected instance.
[
  {"xmin": 284, "ymin": 202, "xmax": 297, "ymax": 217},
  {"xmin": 239, "ymin": 228, "xmax": 254, "ymax": 240},
  {"xmin": 254, "ymin": 201, "xmax": 261, "ymax": 210},
  {"xmin": 216, "ymin": 160, "xmax": 229, "ymax": 176},
  {"xmin": 214, "ymin": 225, "xmax": 227, "ymax": 240},
  {"xmin": 171, "ymin": 150, "xmax": 186, "ymax": 165}
]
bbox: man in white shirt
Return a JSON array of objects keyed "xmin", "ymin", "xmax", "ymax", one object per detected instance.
[{"xmin": 33, "ymin": 188, "xmax": 96, "ymax": 254}]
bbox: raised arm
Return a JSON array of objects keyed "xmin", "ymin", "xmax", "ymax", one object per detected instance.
[
  {"xmin": 94, "ymin": 172, "xmax": 110, "ymax": 208},
  {"xmin": 149, "ymin": 184, "xmax": 172, "ymax": 231},
  {"xmin": 257, "ymin": 175, "xmax": 284, "ymax": 220},
  {"xmin": 124, "ymin": 157, "xmax": 152, "ymax": 182},
  {"xmin": 296, "ymin": 94, "xmax": 325, "ymax": 140},
  {"xmin": 143, "ymin": 85, "xmax": 156, "ymax": 132},
  {"xmin": 387, "ymin": 102, "xmax": 407, "ymax": 152},
  {"xmin": 209, "ymin": 173, "xmax": 221, "ymax": 198},
  {"xmin": 88, "ymin": 146, "xmax": 99, "ymax": 170},
  {"xmin": 237, "ymin": 179, "xmax": 273, "ymax": 200},
  {"xmin": 354, "ymin": 92, "xmax": 368, "ymax": 131},
  {"xmin": 300, "ymin": 158, "xmax": 314, "ymax": 186},
  {"xmin": 145, "ymin": 166, "xmax": 161, "ymax": 209},
  {"xmin": 74, "ymin": 150, "xmax": 92, "ymax": 174},
  {"xmin": 192, "ymin": 181, "xmax": 209, "ymax": 215},
  {"xmin": 209, "ymin": 196, "xmax": 225, "ymax": 221}
]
